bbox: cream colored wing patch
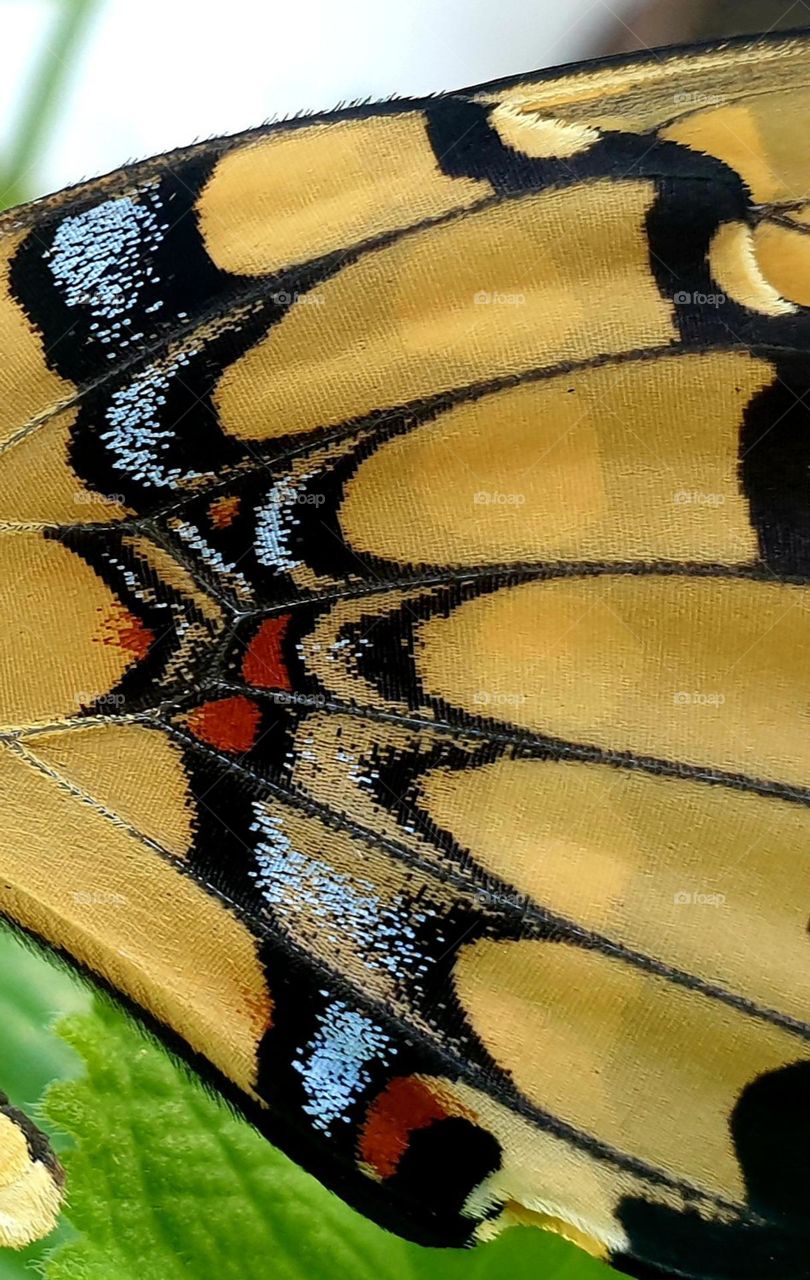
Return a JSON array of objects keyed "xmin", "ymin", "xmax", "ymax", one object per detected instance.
[{"xmin": 0, "ymin": 1097, "xmax": 63, "ymax": 1249}]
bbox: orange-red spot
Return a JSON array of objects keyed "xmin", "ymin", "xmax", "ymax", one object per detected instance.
[
  {"xmin": 208, "ymin": 494, "xmax": 242, "ymax": 529},
  {"xmin": 243, "ymin": 985, "xmax": 274, "ymax": 1034},
  {"xmin": 360, "ymin": 1076, "xmax": 454, "ymax": 1180},
  {"xmin": 97, "ymin": 605, "xmax": 154, "ymax": 660},
  {"xmin": 186, "ymin": 695, "xmax": 261, "ymax": 753},
  {"xmin": 242, "ymin": 614, "xmax": 292, "ymax": 691}
]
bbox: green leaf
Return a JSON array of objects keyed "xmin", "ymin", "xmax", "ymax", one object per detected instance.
[
  {"xmin": 0, "ymin": 927, "xmax": 90, "ymax": 1279},
  {"xmin": 0, "ymin": 0, "xmax": 103, "ymax": 209}
]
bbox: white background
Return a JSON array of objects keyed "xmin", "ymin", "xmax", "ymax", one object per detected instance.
[{"xmin": 1, "ymin": 0, "xmax": 642, "ymax": 198}]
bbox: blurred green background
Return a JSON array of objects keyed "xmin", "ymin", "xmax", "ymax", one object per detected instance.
[{"xmin": 0, "ymin": 0, "xmax": 98, "ymax": 208}]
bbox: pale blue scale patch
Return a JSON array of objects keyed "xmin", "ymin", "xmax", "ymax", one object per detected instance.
[
  {"xmin": 254, "ymin": 473, "xmax": 316, "ymax": 573},
  {"xmin": 250, "ymin": 801, "xmax": 441, "ymax": 981},
  {"xmin": 44, "ymin": 187, "xmax": 172, "ymax": 356},
  {"xmin": 100, "ymin": 354, "xmax": 202, "ymax": 489},
  {"xmin": 293, "ymin": 999, "xmax": 396, "ymax": 1135}
]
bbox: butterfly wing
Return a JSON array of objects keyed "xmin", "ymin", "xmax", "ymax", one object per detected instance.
[{"xmin": 2, "ymin": 28, "xmax": 810, "ymax": 1276}]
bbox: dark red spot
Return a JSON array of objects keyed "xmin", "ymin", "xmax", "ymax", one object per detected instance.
[
  {"xmin": 186, "ymin": 695, "xmax": 261, "ymax": 753},
  {"xmin": 98, "ymin": 606, "xmax": 154, "ymax": 659},
  {"xmin": 208, "ymin": 494, "xmax": 241, "ymax": 530},
  {"xmin": 242, "ymin": 615, "xmax": 292, "ymax": 691},
  {"xmin": 359, "ymin": 1077, "xmax": 454, "ymax": 1180}
]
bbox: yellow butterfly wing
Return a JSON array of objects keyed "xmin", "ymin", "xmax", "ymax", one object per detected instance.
[{"xmin": 1, "ymin": 27, "xmax": 810, "ymax": 1277}]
